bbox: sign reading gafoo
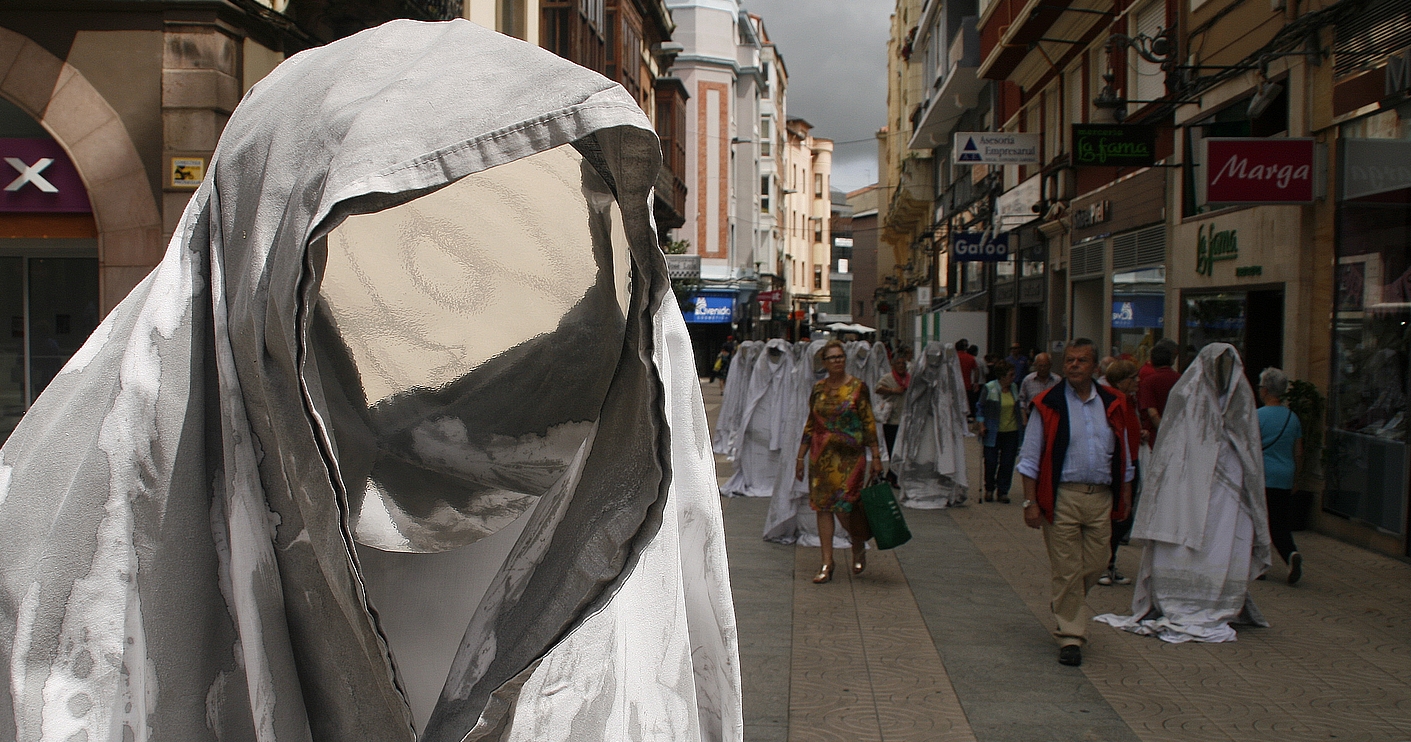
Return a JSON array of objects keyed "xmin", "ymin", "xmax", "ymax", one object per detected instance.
[{"xmin": 952, "ymin": 231, "xmax": 1010, "ymax": 262}]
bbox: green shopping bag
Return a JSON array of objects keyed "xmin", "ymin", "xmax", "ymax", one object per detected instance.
[{"xmin": 860, "ymin": 479, "xmax": 911, "ymax": 550}]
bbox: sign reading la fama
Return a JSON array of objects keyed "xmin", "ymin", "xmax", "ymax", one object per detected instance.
[{"xmin": 1204, "ymin": 138, "xmax": 1316, "ymax": 205}]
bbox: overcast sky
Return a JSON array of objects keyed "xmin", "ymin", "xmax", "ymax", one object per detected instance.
[{"xmin": 743, "ymin": 0, "xmax": 894, "ymax": 194}]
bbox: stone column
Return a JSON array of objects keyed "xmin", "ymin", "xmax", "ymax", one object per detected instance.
[{"xmin": 162, "ymin": 24, "xmax": 239, "ymax": 243}]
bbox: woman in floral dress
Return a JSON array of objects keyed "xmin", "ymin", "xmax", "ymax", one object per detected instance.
[{"xmin": 794, "ymin": 340, "xmax": 883, "ymax": 583}]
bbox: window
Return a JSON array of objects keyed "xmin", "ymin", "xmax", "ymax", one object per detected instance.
[
  {"xmin": 813, "ymin": 218, "xmax": 822, "ymax": 243},
  {"xmin": 1131, "ymin": 1, "xmax": 1165, "ymax": 104},
  {"xmin": 761, "ymin": 175, "xmax": 770, "ymax": 213},
  {"xmin": 814, "ymin": 173, "xmax": 823, "ymax": 197},
  {"xmin": 760, "ymin": 117, "xmax": 771, "ymax": 157},
  {"xmin": 814, "ymin": 266, "xmax": 823, "ymax": 289}
]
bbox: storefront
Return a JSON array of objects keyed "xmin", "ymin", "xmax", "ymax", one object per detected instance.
[
  {"xmin": 683, "ymin": 289, "xmax": 738, "ymax": 376},
  {"xmin": 1326, "ymin": 103, "xmax": 1411, "ymax": 549},
  {"xmin": 1067, "ymin": 167, "xmax": 1167, "ymax": 359},
  {"xmin": 0, "ymin": 99, "xmax": 99, "ymax": 443}
]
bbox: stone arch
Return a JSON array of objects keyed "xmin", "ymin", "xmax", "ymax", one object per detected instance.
[{"xmin": 0, "ymin": 26, "xmax": 164, "ymax": 314}]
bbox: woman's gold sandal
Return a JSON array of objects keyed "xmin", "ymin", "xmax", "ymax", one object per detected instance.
[
  {"xmin": 851, "ymin": 547, "xmax": 867, "ymax": 575},
  {"xmin": 812, "ymin": 563, "xmax": 835, "ymax": 584}
]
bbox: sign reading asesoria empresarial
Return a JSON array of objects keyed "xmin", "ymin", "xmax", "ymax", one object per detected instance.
[
  {"xmin": 953, "ymin": 132, "xmax": 1040, "ymax": 165},
  {"xmin": 1204, "ymin": 137, "xmax": 1315, "ymax": 204}
]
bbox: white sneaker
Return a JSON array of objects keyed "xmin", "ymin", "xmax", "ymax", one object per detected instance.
[
  {"xmin": 1111, "ymin": 569, "xmax": 1131, "ymax": 585},
  {"xmin": 1097, "ymin": 569, "xmax": 1114, "ymax": 586}
]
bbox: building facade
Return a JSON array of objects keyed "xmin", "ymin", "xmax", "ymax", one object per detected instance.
[{"xmin": 0, "ymin": 0, "xmax": 467, "ymax": 443}]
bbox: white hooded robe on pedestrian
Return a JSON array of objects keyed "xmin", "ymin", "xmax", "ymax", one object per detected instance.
[
  {"xmin": 894, "ymin": 342, "xmax": 972, "ymax": 508},
  {"xmin": 721, "ymin": 339, "xmax": 794, "ymax": 497},
  {"xmin": 712, "ymin": 340, "xmax": 760, "ymax": 456},
  {"xmin": 0, "ymin": 20, "xmax": 740, "ymax": 742},
  {"xmin": 1095, "ymin": 343, "xmax": 1271, "ymax": 643}
]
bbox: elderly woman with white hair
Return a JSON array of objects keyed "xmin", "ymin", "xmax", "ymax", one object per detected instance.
[{"xmin": 1257, "ymin": 367, "xmax": 1305, "ymax": 585}]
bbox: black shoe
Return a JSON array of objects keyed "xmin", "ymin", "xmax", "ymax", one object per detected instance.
[
  {"xmin": 1058, "ymin": 645, "xmax": 1082, "ymax": 666},
  {"xmin": 1288, "ymin": 552, "xmax": 1303, "ymax": 585}
]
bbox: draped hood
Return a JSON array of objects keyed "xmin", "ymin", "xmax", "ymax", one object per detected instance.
[
  {"xmin": 1134, "ymin": 343, "xmax": 1271, "ymax": 566},
  {"xmin": 0, "ymin": 20, "xmax": 739, "ymax": 742}
]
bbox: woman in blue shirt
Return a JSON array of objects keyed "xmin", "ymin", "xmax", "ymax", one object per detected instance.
[{"xmin": 1257, "ymin": 368, "xmax": 1304, "ymax": 585}]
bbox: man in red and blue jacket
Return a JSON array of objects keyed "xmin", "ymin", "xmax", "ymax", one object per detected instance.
[{"xmin": 1015, "ymin": 339, "xmax": 1134, "ymax": 668}]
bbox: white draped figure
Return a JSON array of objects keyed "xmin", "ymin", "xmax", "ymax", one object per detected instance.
[
  {"xmin": 894, "ymin": 342, "xmax": 973, "ymax": 508},
  {"xmin": 846, "ymin": 340, "xmax": 872, "ymax": 381},
  {"xmin": 0, "ymin": 21, "xmax": 741, "ymax": 742},
  {"xmin": 862, "ymin": 342, "xmax": 893, "ymax": 461},
  {"xmin": 713, "ymin": 340, "xmax": 761, "ymax": 455},
  {"xmin": 762, "ymin": 340, "xmax": 851, "ymax": 546},
  {"xmin": 721, "ymin": 339, "xmax": 795, "ymax": 497},
  {"xmin": 1095, "ymin": 343, "xmax": 1272, "ymax": 643}
]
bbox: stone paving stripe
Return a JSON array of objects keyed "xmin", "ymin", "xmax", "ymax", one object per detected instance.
[{"xmin": 721, "ymin": 496, "xmax": 794, "ymax": 742}]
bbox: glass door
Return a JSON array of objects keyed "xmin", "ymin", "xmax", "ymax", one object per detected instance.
[{"xmin": 0, "ymin": 250, "xmax": 99, "ymax": 444}]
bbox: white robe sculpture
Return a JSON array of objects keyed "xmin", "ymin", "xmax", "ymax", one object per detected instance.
[
  {"xmin": 721, "ymin": 339, "xmax": 794, "ymax": 497},
  {"xmin": 1095, "ymin": 343, "xmax": 1271, "ymax": 643},
  {"xmin": 713, "ymin": 340, "xmax": 761, "ymax": 456},
  {"xmin": 894, "ymin": 342, "xmax": 973, "ymax": 508},
  {"xmin": 0, "ymin": 20, "xmax": 741, "ymax": 742},
  {"xmin": 846, "ymin": 340, "xmax": 871, "ymax": 381},
  {"xmin": 761, "ymin": 340, "xmax": 851, "ymax": 547}
]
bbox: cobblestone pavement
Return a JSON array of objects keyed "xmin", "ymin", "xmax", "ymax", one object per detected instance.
[{"xmin": 703, "ymin": 380, "xmax": 1411, "ymax": 742}]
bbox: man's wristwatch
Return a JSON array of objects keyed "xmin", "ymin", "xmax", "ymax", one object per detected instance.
[{"xmin": 1022, "ymin": 500, "xmax": 1036, "ymax": 509}]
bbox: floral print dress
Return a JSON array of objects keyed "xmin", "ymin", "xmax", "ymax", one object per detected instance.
[{"xmin": 803, "ymin": 376, "xmax": 879, "ymax": 513}]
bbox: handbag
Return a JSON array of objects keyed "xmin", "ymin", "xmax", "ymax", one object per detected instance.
[{"xmin": 860, "ymin": 479, "xmax": 911, "ymax": 550}]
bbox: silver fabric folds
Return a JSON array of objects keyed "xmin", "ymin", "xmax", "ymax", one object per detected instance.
[
  {"xmin": 0, "ymin": 20, "xmax": 740, "ymax": 742},
  {"xmin": 894, "ymin": 342, "xmax": 972, "ymax": 508},
  {"xmin": 1095, "ymin": 343, "xmax": 1271, "ymax": 643}
]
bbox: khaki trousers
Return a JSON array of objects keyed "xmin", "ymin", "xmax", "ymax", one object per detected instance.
[{"xmin": 1041, "ymin": 483, "xmax": 1113, "ymax": 647}]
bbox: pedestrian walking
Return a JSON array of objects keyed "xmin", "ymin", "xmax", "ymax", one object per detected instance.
[
  {"xmin": 956, "ymin": 338, "xmax": 980, "ymax": 419},
  {"xmin": 795, "ymin": 340, "xmax": 883, "ymax": 583},
  {"xmin": 1138, "ymin": 338, "xmax": 1180, "ymax": 441},
  {"xmin": 1017, "ymin": 338, "xmax": 1135, "ymax": 666},
  {"xmin": 1096, "ymin": 343, "xmax": 1271, "ymax": 644},
  {"xmin": 1098, "ymin": 360, "xmax": 1142, "ymax": 586},
  {"xmin": 1007, "ymin": 342, "xmax": 1030, "ymax": 381},
  {"xmin": 1257, "ymin": 367, "xmax": 1305, "ymax": 585},
  {"xmin": 1018, "ymin": 352, "xmax": 1061, "ymax": 426},
  {"xmin": 978, "ymin": 360, "xmax": 1021, "ymax": 503},
  {"xmin": 874, "ymin": 347, "xmax": 913, "ymax": 473}
]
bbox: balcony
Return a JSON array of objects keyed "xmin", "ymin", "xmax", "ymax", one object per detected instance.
[
  {"xmin": 909, "ymin": 17, "xmax": 983, "ymax": 150},
  {"xmin": 978, "ymin": 0, "xmax": 1110, "ymax": 82},
  {"xmin": 883, "ymin": 153, "xmax": 936, "ymax": 246}
]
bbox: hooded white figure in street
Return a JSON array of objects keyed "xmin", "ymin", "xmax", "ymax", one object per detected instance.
[
  {"xmin": 1095, "ymin": 342, "xmax": 1271, "ymax": 643},
  {"xmin": 0, "ymin": 20, "xmax": 741, "ymax": 742},
  {"xmin": 713, "ymin": 340, "xmax": 761, "ymax": 456},
  {"xmin": 720, "ymin": 339, "xmax": 794, "ymax": 497},
  {"xmin": 894, "ymin": 342, "xmax": 972, "ymax": 508}
]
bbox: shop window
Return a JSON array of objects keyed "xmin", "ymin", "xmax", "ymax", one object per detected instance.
[
  {"xmin": 1327, "ymin": 102, "xmax": 1411, "ymax": 535},
  {"xmin": 1111, "ymin": 266, "xmax": 1166, "ymax": 365},
  {"xmin": 0, "ymin": 253, "xmax": 99, "ymax": 444}
]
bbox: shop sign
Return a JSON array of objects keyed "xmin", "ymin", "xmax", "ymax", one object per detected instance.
[
  {"xmin": 952, "ymin": 231, "xmax": 1011, "ymax": 262},
  {"xmin": 1205, "ymin": 138, "xmax": 1315, "ymax": 204},
  {"xmin": 665, "ymin": 254, "xmax": 701, "ymax": 280},
  {"xmin": 1111, "ymin": 296, "xmax": 1164, "ymax": 329},
  {"xmin": 1386, "ymin": 47, "xmax": 1410, "ymax": 97},
  {"xmin": 1341, "ymin": 139, "xmax": 1411, "ymax": 201},
  {"xmin": 757, "ymin": 289, "xmax": 782, "ymax": 315},
  {"xmin": 1236, "ymin": 265, "xmax": 1262, "ymax": 277},
  {"xmin": 953, "ymin": 132, "xmax": 1040, "ymax": 165},
  {"xmin": 995, "ymin": 174, "xmax": 1042, "ymax": 232},
  {"xmin": 683, "ymin": 294, "xmax": 734, "ymax": 324},
  {"xmin": 1073, "ymin": 200, "xmax": 1111, "ymax": 229},
  {"xmin": 1195, "ymin": 222, "xmax": 1238, "ymax": 276},
  {"xmin": 0, "ymin": 138, "xmax": 91, "ymax": 212},
  {"xmin": 1072, "ymin": 124, "xmax": 1157, "ymax": 168}
]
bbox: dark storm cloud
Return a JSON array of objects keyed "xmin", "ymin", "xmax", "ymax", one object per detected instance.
[{"xmin": 743, "ymin": 0, "xmax": 893, "ymax": 191}]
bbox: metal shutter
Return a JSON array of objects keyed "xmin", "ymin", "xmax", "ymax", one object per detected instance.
[
  {"xmin": 1070, "ymin": 240, "xmax": 1106, "ymax": 278},
  {"xmin": 1135, "ymin": 225, "xmax": 1166, "ymax": 266}
]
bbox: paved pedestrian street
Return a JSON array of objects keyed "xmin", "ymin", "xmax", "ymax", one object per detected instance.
[{"xmin": 702, "ymin": 381, "xmax": 1411, "ymax": 742}]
